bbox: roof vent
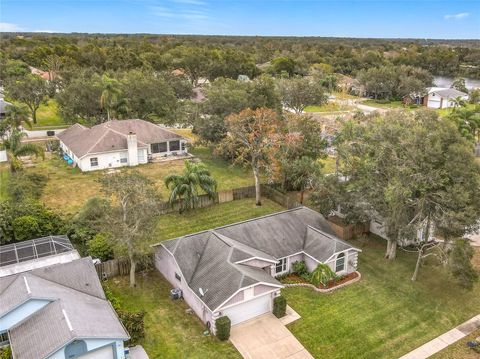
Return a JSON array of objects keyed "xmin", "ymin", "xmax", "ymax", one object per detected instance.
[{"xmin": 199, "ymin": 288, "xmax": 208, "ymax": 297}]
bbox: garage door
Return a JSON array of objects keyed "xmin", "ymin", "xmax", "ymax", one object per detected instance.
[
  {"xmin": 222, "ymin": 294, "xmax": 271, "ymax": 326},
  {"xmin": 78, "ymin": 344, "xmax": 114, "ymax": 359}
]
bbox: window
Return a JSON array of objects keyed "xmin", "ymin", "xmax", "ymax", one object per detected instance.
[
  {"xmin": 138, "ymin": 149, "xmax": 145, "ymax": 162},
  {"xmin": 169, "ymin": 140, "xmax": 180, "ymax": 151},
  {"xmin": 275, "ymin": 257, "xmax": 287, "ymax": 274},
  {"xmin": 151, "ymin": 142, "xmax": 167, "ymax": 154},
  {"xmin": 120, "ymin": 157, "xmax": 128, "ymax": 163},
  {"xmin": 0, "ymin": 332, "xmax": 9, "ymax": 346},
  {"xmin": 175, "ymin": 272, "xmax": 181, "ymax": 282},
  {"xmin": 90, "ymin": 157, "xmax": 98, "ymax": 167},
  {"xmin": 335, "ymin": 253, "xmax": 346, "ymax": 273}
]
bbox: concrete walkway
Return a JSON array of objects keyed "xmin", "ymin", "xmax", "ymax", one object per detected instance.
[
  {"xmin": 399, "ymin": 314, "xmax": 480, "ymax": 359},
  {"xmin": 230, "ymin": 313, "xmax": 313, "ymax": 359}
]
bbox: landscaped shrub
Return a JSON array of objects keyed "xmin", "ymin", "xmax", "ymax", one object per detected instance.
[
  {"xmin": 12, "ymin": 215, "xmax": 42, "ymax": 241},
  {"xmin": 0, "ymin": 346, "xmax": 12, "ymax": 359},
  {"xmin": 87, "ymin": 233, "xmax": 114, "ymax": 262},
  {"xmin": 310, "ymin": 263, "xmax": 337, "ymax": 287},
  {"xmin": 273, "ymin": 295, "xmax": 287, "ymax": 318},
  {"xmin": 118, "ymin": 310, "xmax": 146, "ymax": 345},
  {"xmin": 291, "ymin": 260, "xmax": 308, "ymax": 276},
  {"xmin": 215, "ymin": 316, "xmax": 231, "ymax": 341}
]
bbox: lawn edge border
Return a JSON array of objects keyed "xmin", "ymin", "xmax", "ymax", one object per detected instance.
[{"xmin": 283, "ymin": 271, "xmax": 361, "ymax": 293}]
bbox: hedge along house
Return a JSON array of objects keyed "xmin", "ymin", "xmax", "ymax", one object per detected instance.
[
  {"xmin": 152, "ymin": 207, "xmax": 361, "ymax": 331},
  {"xmin": 57, "ymin": 119, "xmax": 188, "ymax": 172},
  {"xmin": 0, "ymin": 236, "xmax": 129, "ymax": 359}
]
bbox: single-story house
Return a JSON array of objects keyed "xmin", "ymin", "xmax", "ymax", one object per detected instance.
[
  {"xmin": 422, "ymin": 87, "xmax": 468, "ymax": 109},
  {"xmin": 57, "ymin": 119, "xmax": 188, "ymax": 172},
  {"xmin": 153, "ymin": 207, "xmax": 361, "ymax": 331},
  {"xmin": 0, "ymin": 98, "xmax": 12, "ymax": 119},
  {"xmin": 0, "ymin": 236, "xmax": 129, "ymax": 359}
]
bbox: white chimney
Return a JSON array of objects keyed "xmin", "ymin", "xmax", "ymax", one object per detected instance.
[{"xmin": 127, "ymin": 132, "xmax": 138, "ymax": 167}]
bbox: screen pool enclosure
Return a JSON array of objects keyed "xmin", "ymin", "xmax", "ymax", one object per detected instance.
[{"xmin": 0, "ymin": 235, "xmax": 74, "ymax": 267}]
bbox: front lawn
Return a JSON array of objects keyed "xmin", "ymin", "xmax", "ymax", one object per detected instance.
[
  {"xmin": 107, "ymin": 272, "xmax": 241, "ymax": 359},
  {"xmin": 304, "ymin": 102, "xmax": 353, "ymax": 113},
  {"xmin": 284, "ymin": 238, "xmax": 480, "ymax": 359},
  {"xmin": 27, "ymin": 147, "xmax": 254, "ymax": 214},
  {"xmin": 362, "ymin": 99, "xmax": 414, "ymax": 109}
]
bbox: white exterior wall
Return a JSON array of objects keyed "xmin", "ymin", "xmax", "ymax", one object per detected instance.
[
  {"xmin": 47, "ymin": 338, "xmax": 125, "ymax": 359},
  {"xmin": 304, "ymin": 255, "xmax": 320, "ymax": 272},
  {"xmin": 324, "ymin": 250, "xmax": 359, "ymax": 275},
  {"xmin": 0, "ymin": 150, "xmax": 7, "ymax": 163},
  {"xmin": 154, "ymin": 247, "xmax": 213, "ymax": 327},
  {"xmin": 426, "ymin": 94, "xmax": 442, "ymax": 109},
  {"xmin": 77, "ymin": 149, "xmax": 148, "ymax": 172}
]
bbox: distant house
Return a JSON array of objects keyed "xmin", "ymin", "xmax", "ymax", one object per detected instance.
[
  {"xmin": 237, "ymin": 74, "xmax": 250, "ymax": 82},
  {"xmin": 153, "ymin": 207, "xmax": 361, "ymax": 330},
  {"xmin": 58, "ymin": 119, "xmax": 188, "ymax": 172},
  {"xmin": 422, "ymin": 87, "xmax": 468, "ymax": 109},
  {"xmin": 0, "ymin": 236, "xmax": 129, "ymax": 359},
  {"xmin": 0, "ymin": 98, "xmax": 12, "ymax": 119}
]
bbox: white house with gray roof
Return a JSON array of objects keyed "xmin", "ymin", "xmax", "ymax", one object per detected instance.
[
  {"xmin": 152, "ymin": 207, "xmax": 361, "ymax": 330},
  {"xmin": 423, "ymin": 87, "xmax": 468, "ymax": 109},
  {"xmin": 0, "ymin": 236, "xmax": 129, "ymax": 359},
  {"xmin": 57, "ymin": 119, "xmax": 188, "ymax": 172}
]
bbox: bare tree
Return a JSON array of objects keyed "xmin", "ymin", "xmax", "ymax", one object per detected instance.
[{"xmin": 98, "ymin": 171, "xmax": 161, "ymax": 287}]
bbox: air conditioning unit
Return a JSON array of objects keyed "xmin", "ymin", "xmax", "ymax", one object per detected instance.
[{"xmin": 170, "ymin": 288, "xmax": 182, "ymax": 300}]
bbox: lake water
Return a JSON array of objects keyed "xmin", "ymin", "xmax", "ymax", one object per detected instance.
[{"xmin": 433, "ymin": 76, "xmax": 480, "ymax": 90}]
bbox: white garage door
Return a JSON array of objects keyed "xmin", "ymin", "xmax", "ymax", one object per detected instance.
[
  {"xmin": 222, "ymin": 294, "xmax": 271, "ymax": 325},
  {"xmin": 78, "ymin": 344, "xmax": 114, "ymax": 359}
]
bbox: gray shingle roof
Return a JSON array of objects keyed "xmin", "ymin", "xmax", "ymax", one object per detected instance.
[
  {"xmin": 215, "ymin": 207, "xmax": 336, "ymax": 259},
  {"xmin": 428, "ymin": 87, "xmax": 467, "ymax": 98},
  {"xmin": 57, "ymin": 119, "xmax": 186, "ymax": 159},
  {"xmin": 0, "ymin": 257, "xmax": 128, "ymax": 359},
  {"xmin": 156, "ymin": 207, "xmax": 359, "ymax": 312}
]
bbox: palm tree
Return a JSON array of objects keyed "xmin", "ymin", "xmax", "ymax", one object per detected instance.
[
  {"xmin": 3, "ymin": 129, "xmax": 44, "ymax": 172},
  {"xmin": 100, "ymin": 74, "xmax": 125, "ymax": 121},
  {"xmin": 165, "ymin": 161, "xmax": 217, "ymax": 213},
  {"xmin": 4, "ymin": 104, "xmax": 32, "ymax": 130}
]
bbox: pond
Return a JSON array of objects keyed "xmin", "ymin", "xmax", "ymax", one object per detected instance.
[{"xmin": 433, "ymin": 76, "xmax": 480, "ymax": 90}]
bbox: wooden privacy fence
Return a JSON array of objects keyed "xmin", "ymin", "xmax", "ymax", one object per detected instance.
[
  {"xmin": 158, "ymin": 185, "xmax": 260, "ymax": 214},
  {"xmin": 95, "ymin": 254, "xmax": 154, "ymax": 280}
]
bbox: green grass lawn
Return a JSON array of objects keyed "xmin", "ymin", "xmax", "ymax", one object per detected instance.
[
  {"xmin": 284, "ymin": 239, "xmax": 480, "ymax": 359},
  {"xmin": 33, "ymin": 99, "xmax": 66, "ymax": 128},
  {"xmin": 431, "ymin": 329, "xmax": 480, "ymax": 359},
  {"xmin": 437, "ymin": 103, "xmax": 478, "ymax": 118},
  {"xmin": 27, "ymin": 147, "xmax": 254, "ymax": 214},
  {"xmin": 107, "ymin": 272, "xmax": 241, "ymax": 359},
  {"xmin": 304, "ymin": 102, "xmax": 353, "ymax": 113},
  {"xmin": 0, "ymin": 164, "xmax": 10, "ymax": 201},
  {"xmin": 154, "ymin": 197, "xmax": 285, "ymax": 242},
  {"xmin": 362, "ymin": 100, "xmax": 416, "ymax": 109}
]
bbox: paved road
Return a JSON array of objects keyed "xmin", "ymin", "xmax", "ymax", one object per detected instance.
[{"xmin": 23, "ymin": 128, "xmax": 66, "ymax": 138}]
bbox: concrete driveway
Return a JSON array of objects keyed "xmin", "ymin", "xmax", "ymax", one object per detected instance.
[{"xmin": 230, "ymin": 313, "xmax": 313, "ymax": 359}]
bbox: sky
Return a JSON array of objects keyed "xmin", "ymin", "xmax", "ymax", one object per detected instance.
[{"xmin": 0, "ymin": 0, "xmax": 479, "ymax": 39}]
